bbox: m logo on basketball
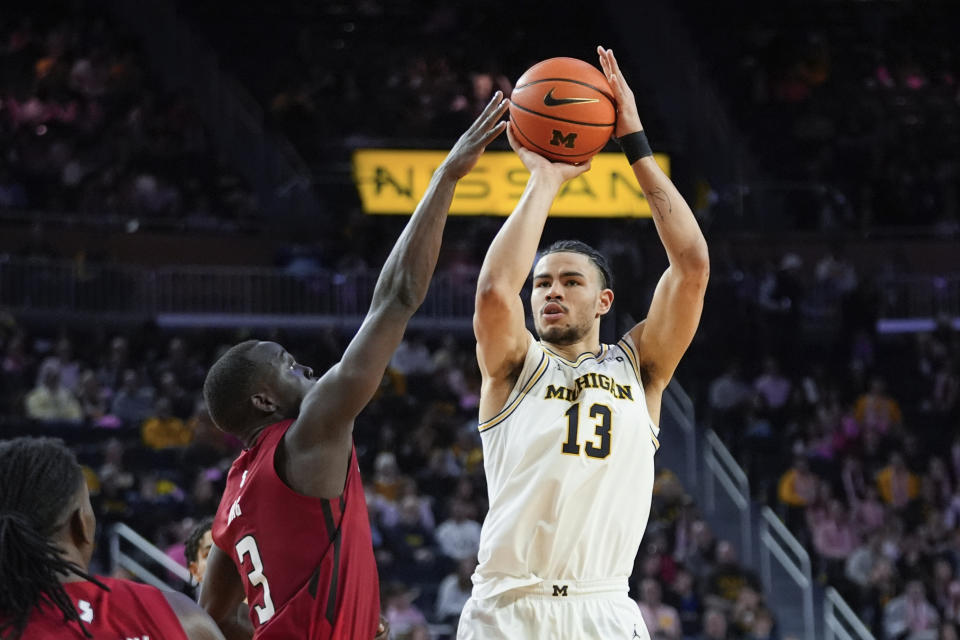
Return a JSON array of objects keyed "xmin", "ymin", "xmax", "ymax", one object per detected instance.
[
  {"xmin": 552, "ymin": 585, "xmax": 569, "ymax": 597},
  {"xmin": 550, "ymin": 130, "xmax": 578, "ymax": 148}
]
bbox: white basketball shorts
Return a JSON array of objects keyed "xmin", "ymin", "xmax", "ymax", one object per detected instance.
[{"xmin": 456, "ymin": 578, "xmax": 650, "ymax": 640}]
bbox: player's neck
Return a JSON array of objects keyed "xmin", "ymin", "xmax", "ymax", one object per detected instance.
[
  {"xmin": 542, "ymin": 334, "xmax": 602, "ymax": 363},
  {"xmin": 241, "ymin": 421, "xmax": 272, "ymax": 448},
  {"xmin": 54, "ymin": 543, "xmax": 90, "ymax": 583}
]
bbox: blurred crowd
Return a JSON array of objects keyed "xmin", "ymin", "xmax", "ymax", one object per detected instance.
[
  {"xmin": 697, "ymin": 249, "xmax": 960, "ymax": 640},
  {"xmin": 0, "ymin": 1, "xmax": 258, "ymax": 229},
  {"xmin": 178, "ymin": 0, "xmax": 663, "ymax": 162},
  {"xmin": 676, "ymin": 0, "xmax": 960, "ymax": 231}
]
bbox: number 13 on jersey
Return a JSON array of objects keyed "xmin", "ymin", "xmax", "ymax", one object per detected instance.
[{"xmin": 561, "ymin": 402, "xmax": 612, "ymax": 459}]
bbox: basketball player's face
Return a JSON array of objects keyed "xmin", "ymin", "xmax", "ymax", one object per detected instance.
[
  {"xmin": 530, "ymin": 252, "xmax": 612, "ymax": 346},
  {"xmin": 252, "ymin": 342, "xmax": 316, "ymax": 415},
  {"xmin": 189, "ymin": 530, "xmax": 213, "ymax": 584}
]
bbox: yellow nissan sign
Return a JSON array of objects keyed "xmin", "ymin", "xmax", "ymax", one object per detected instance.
[{"xmin": 352, "ymin": 149, "xmax": 669, "ymax": 217}]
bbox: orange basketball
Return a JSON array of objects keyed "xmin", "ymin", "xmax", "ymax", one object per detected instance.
[{"xmin": 509, "ymin": 57, "xmax": 615, "ymax": 164}]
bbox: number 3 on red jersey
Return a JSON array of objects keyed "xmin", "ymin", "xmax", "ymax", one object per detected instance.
[{"xmin": 236, "ymin": 535, "xmax": 276, "ymax": 624}]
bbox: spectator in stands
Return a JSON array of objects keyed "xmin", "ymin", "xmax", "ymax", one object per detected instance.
[
  {"xmin": 36, "ymin": 336, "xmax": 81, "ymax": 393},
  {"xmin": 861, "ymin": 555, "xmax": 900, "ymax": 633},
  {"xmin": 705, "ymin": 541, "xmax": 761, "ymax": 610},
  {"xmin": 876, "ymin": 452, "xmax": 921, "ymax": 510},
  {"xmin": 2, "ymin": 331, "xmax": 31, "ymax": 378},
  {"xmin": 110, "ymin": 368, "xmax": 155, "ymax": 427},
  {"xmin": 846, "ymin": 533, "xmax": 884, "ymax": 598},
  {"xmin": 730, "ymin": 587, "xmax": 765, "ymax": 638},
  {"xmin": 184, "ymin": 399, "xmax": 238, "ymax": 460},
  {"xmin": 927, "ymin": 359, "xmax": 959, "ymax": 417},
  {"xmin": 855, "ymin": 376, "xmax": 903, "ymax": 435},
  {"xmin": 390, "ymin": 338, "xmax": 435, "ymax": 378},
  {"xmin": 378, "ymin": 477, "xmax": 436, "ymax": 531},
  {"xmin": 186, "ymin": 468, "xmax": 221, "ymax": 519},
  {"xmin": 76, "ymin": 368, "xmax": 114, "ymax": 425},
  {"xmin": 96, "ymin": 438, "xmax": 136, "ymax": 522},
  {"xmin": 777, "ymin": 455, "xmax": 818, "ymax": 531},
  {"xmin": 141, "ymin": 397, "xmax": 192, "ymax": 450},
  {"xmin": 851, "ymin": 485, "xmax": 887, "ymax": 537},
  {"xmin": 932, "ymin": 560, "xmax": 957, "ymax": 615},
  {"xmin": 25, "ymin": 360, "xmax": 82, "ymax": 423},
  {"xmin": 812, "ymin": 499, "xmax": 859, "ymax": 584},
  {"xmin": 158, "ymin": 371, "xmax": 193, "ymax": 420},
  {"xmin": 943, "ymin": 582, "xmax": 960, "ymax": 628},
  {"xmin": 699, "ymin": 608, "xmax": 733, "ymax": 640},
  {"xmin": 708, "ymin": 361, "xmax": 752, "ymax": 439},
  {"xmin": 450, "ymin": 428, "xmax": 484, "ymax": 476},
  {"xmin": 925, "ymin": 458, "xmax": 954, "ymax": 508},
  {"xmin": 373, "ymin": 451, "xmax": 405, "ymax": 502},
  {"xmin": 638, "ymin": 578, "xmax": 681, "ymax": 639},
  {"xmin": 435, "ymin": 557, "xmax": 476, "ymax": 627},
  {"xmin": 98, "ymin": 336, "xmax": 130, "ymax": 391},
  {"xmin": 747, "ymin": 608, "xmax": 777, "ymax": 640},
  {"xmin": 158, "ymin": 337, "xmax": 205, "ymax": 391},
  {"xmin": 668, "ymin": 567, "xmax": 702, "ymax": 638},
  {"xmin": 381, "ymin": 495, "xmax": 440, "ymax": 582},
  {"xmin": 678, "ymin": 519, "xmax": 717, "ymax": 580},
  {"xmin": 434, "ymin": 498, "xmax": 481, "ymax": 562},
  {"xmin": 753, "ymin": 357, "xmax": 792, "ymax": 419},
  {"xmin": 382, "ymin": 581, "xmax": 429, "ymax": 640},
  {"xmin": 883, "ymin": 580, "xmax": 940, "ymax": 639}
]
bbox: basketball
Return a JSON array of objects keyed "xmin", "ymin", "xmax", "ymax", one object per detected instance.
[{"xmin": 509, "ymin": 57, "xmax": 616, "ymax": 164}]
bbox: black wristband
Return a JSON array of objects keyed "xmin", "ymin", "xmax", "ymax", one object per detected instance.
[{"xmin": 618, "ymin": 130, "xmax": 653, "ymax": 164}]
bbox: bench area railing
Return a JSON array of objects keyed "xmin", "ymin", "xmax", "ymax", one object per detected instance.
[
  {"xmin": 825, "ymin": 587, "xmax": 876, "ymax": 640},
  {"xmin": 109, "ymin": 522, "xmax": 192, "ymax": 591},
  {"xmin": 703, "ymin": 429, "xmax": 752, "ymax": 565},
  {"xmin": 759, "ymin": 506, "xmax": 815, "ymax": 640}
]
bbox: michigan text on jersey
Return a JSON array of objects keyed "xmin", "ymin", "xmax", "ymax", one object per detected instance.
[{"xmin": 544, "ymin": 373, "xmax": 633, "ymax": 402}]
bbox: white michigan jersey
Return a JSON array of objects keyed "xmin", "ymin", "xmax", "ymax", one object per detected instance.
[{"xmin": 472, "ymin": 335, "xmax": 660, "ymax": 599}]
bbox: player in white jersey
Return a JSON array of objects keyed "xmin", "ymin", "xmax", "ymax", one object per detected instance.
[{"xmin": 458, "ymin": 47, "xmax": 710, "ymax": 639}]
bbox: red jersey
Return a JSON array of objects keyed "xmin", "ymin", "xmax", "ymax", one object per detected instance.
[
  {"xmin": 212, "ymin": 420, "xmax": 379, "ymax": 640},
  {"xmin": 23, "ymin": 577, "xmax": 188, "ymax": 639}
]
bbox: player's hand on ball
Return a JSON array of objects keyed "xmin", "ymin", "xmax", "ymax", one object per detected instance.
[
  {"xmin": 440, "ymin": 91, "xmax": 509, "ymax": 179},
  {"xmin": 506, "ymin": 123, "xmax": 591, "ymax": 184},
  {"xmin": 597, "ymin": 46, "xmax": 644, "ymax": 137}
]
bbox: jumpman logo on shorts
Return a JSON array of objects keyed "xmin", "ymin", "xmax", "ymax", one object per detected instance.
[{"xmin": 631, "ymin": 625, "xmax": 643, "ymax": 639}]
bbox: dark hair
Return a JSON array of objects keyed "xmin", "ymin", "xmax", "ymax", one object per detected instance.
[
  {"xmin": 0, "ymin": 437, "xmax": 101, "ymax": 639},
  {"xmin": 185, "ymin": 516, "xmax": 214, "ymax": 566},
  {"xmin": 202, "ymin": 340, "xmax": 263, "ymax": 433},
  {"xmin": 539, "ymin": 240, "xmax": 613, "ymax": 289}
]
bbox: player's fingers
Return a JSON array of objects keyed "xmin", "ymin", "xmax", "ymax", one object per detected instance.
[
  {"xmin": 480, "ymin": 120, "xmax": 508, "ymax": 146},
  {"xmin": 475, "ymin": 91, "xmax": 504, "ymax": 127},
  {"xmin": 480, "ymin": 97, "xmax": 510, "ymax": 132},
  {"xmin": 604, "ymin": 50, "xmax": 617, "ymax": 74},
  {"xmin": 597, "ymin": 46, "xmax": 611, "ymax": 74},
  {"xmin": 604, "ymin": 72, "xmax": 623, "ymax": 100}
]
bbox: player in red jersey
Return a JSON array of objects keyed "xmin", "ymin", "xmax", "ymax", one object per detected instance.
[
  {"xmin": 198, "ymin": 94, "xmax": 510, "ymax": 640},
  {"xmin": 0, "ymin": 436, "xmax": 224, "ymax": 640}
]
